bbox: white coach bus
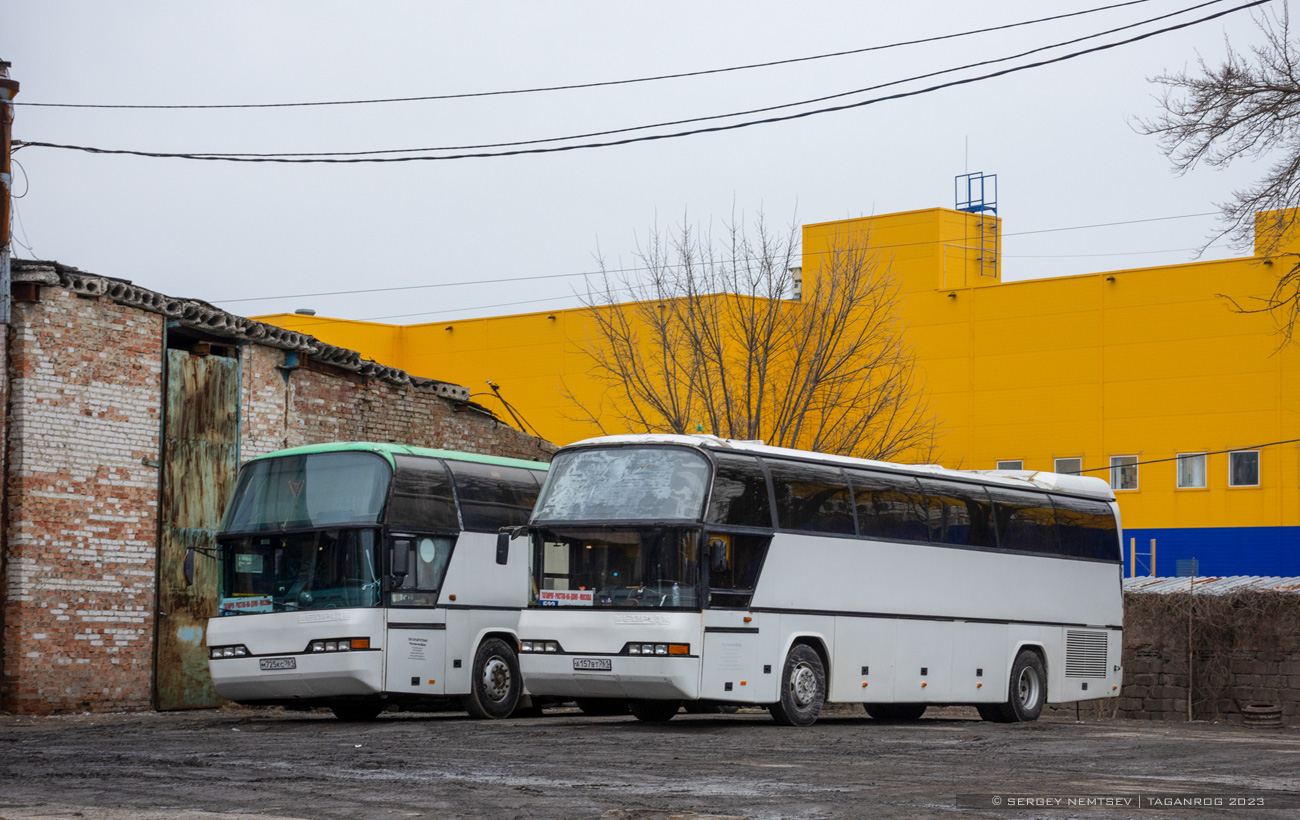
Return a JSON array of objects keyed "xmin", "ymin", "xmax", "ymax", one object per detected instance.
[
  {"xmin": 199, "ymin": 442, "xmax": 547, "ymax": 720},
  {"xmin": 516, "ymin": 435, "xmax": 1123, "ymax": 726}
]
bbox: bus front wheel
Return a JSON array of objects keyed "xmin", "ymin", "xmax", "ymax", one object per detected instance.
[
  {"xmin": 769, "ymin": 644, "xmax": 826, "ymax": 727},
  {"xmin": 979, "ymin": 649, "xmax": 1046, "ymax": 723},
  {"xmin": 464, "ymin": 638, "xmax": 522, "ymax": 719}
]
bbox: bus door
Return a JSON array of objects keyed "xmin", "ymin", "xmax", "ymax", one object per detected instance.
[
  {"xmin": 384, "ymin": 534, "xmax": 455, "ymax": 695},
  {"xmin": 701, "ymin": 533, "xmax": 773, "ymax": 703}
]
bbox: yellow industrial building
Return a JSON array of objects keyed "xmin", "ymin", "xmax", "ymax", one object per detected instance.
[{"xmin": 259, "ymin": 205, "xmax": 1300, "ymax": 578}]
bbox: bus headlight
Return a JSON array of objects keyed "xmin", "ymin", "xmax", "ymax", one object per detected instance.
[
  {"xmin": 308, "ymin": 638, "xmax": 369, "ymax": 653},
  {"xmin": 209, "ymin": 644, "xmax": 250, "ymax": 659},
  {"xmin": 623, "ymin": 643, "xmax": 688, "ymax": 656},
  {"xmin": 519, "ymin": 640, "xmax": 560, "ymax": 653}
]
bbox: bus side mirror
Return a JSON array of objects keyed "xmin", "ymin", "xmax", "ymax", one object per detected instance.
[
  {"xmin": 391, "ymin": 540, "xmax": 410, "ymax": 578},
  {"xmin": 495, "ymin": 532, "xmax": 510, "ymax": 565},
  {"xmin": 183, "ymin": 549, "xmax": 195, "ymax": 587},
  {"xmin": 709, "ymin": 537, "xmax": 730, "ymax": 572}
]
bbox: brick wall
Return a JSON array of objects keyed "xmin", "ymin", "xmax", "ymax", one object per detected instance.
[
  {"xmin": 239, "ymin": 346, "xmax": 550, "ymax": 461},
  {"xmin": 1, "ymin": 290, "xmax": 163, "ymax": 714},
  {"xmin": 1, "ymin": 268, "xmax": 551, "ymax": 715}
]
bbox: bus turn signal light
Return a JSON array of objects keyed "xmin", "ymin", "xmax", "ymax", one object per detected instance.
[{"xmin": 351, "ymin": 638, "xmax": 370, "ymax": 650}]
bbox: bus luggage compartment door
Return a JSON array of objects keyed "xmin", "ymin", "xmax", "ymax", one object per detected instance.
[
  {"xmin": 385, "ymin": 616, "xmax": 447, "ymax": 695},
  {"xmin": 701, "ymin": 611, "xmax": 769, "ymax": 703}
]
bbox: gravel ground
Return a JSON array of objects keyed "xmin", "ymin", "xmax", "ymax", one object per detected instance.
[{"xmin": 1, "ymin": 704, "xmax": 1298, "ymax": 820}]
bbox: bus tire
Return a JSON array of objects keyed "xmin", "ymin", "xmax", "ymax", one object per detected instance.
[
  {"xmin": 576, "ymin": 698, "xmax": 630, "ymax": 716},
  {"xmin": 769, "ymin": 644, "xmax": 825, "ymax": 727},
  {"xmin": 981, "ymin": 649, "xmax": 1047, "ymax": 723},
  {"xmin": 464, "ymin": 638, "xmax": 522, "ymax": 720},
  {"xmin": 865, "ymin": 703, "xmax": 927, "ymax": 721},
  {"xmin": 330, "ymin": 700, "xmax": 385, "ymax": 721},
  {"xmin": 628, "ymin": 699, "xmax": 680, "ymax": 723}
]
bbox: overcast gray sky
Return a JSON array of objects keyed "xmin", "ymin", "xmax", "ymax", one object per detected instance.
[{"xmin": 1, "ymin": 0, "xmax": 1278, "ymax": 324}]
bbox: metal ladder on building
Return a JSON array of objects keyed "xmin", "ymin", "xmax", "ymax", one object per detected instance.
[{"xmin": 955, "ymin": 171, "xmax": 999, "ymax": 280}]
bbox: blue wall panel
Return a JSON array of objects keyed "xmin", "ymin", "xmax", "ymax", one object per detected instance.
[{"xmin": 1120, "ymin": 527, "xmax": 1300, "ymax": 578}]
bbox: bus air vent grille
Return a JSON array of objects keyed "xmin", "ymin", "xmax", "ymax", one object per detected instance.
[{"xmin": 1064, "ymin": 630, "xmax": 1108, "ymax": 678}]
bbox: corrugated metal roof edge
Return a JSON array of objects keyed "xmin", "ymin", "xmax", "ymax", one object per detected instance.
[{"xmin": 1122, "ymin": 576, "xmax": 1300, "ymax": 594}]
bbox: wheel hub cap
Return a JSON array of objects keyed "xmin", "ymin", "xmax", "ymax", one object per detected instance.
[
  {"xmin": 1017, "ymin": 667, "xmax": 1040, "ymax": 709},
  {"xmin": 790, "ymin": 663, "xmax": 817, "ymax": 707},
  {"xmin": 483, "ymin": 657, "xmax": 511, "ymax": 702}
]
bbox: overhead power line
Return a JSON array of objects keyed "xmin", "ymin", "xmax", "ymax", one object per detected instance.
[
  {"xmin": 14, "ymin": 1, "xmax": 1159, "ymax": 110},
  {"xmin": 82, "ymin": 0, "xmax": 1237, "ymax": 160},
  {"xmin": 13, "ymin": 0, "xmax": 1265, "ymax": 164}
]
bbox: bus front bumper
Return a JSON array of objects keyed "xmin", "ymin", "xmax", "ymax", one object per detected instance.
[
  {"xmin": 208, "ymin": 651, "xmax": 384, "ymax": 702},
  {"xmin": 519, "ymin": 653, "xmax": 701, "ymax": 700}
]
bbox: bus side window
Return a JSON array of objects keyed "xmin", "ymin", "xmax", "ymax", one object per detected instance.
[
  {"xmin": 917, "ymin": 479, "xmax": 994, "ymax": 548},
  {"xmin": 390, "ymin": 535, "xmax": 454, "ymax": 607},
  {"xmin": 849, "ymin": 470, "xmax": 929, "ymax": 542},
  {"xmin": 988, "ymin": 488, "xmax": 1061, "ymax": 555},
  {"xmin": 705, "ymin": 454, "xmax": 772, "ymax": 528},
  {"xmin": 707, "ymin": 533, "xmax": 771, "ymax": 608},
  {"xmin": 390, "ymin": 456, "xmax": 458, "ymax": 531},
  {"xmin": 766, "ymin": 459, "xmax": 854, "ymax": 534},
  {"xmin": 448, "ymin": 462, "xmax": 542, "ymax": 532},
  {"xmin": 1051, "ymin": 494, "xmax": 1121, "ymax": 561}
]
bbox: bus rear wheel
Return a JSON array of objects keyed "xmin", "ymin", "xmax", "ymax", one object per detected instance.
[
  {"xmin": 464, "ymin": 638, "xmax": 522, "ymax": 719},
  {"xmin": 979, "ymin": 649, "xmax": 1046, "ymax": 723},
  {"xmin": 330, "ymin": 700, "xmax": 385, "ymax": 721},
  {"xmin": 769, "ymin": 644, "xmax": 825, "ymax": 727},
  {"xmin": 865, "ymin": 703, "xmax": 927, "ymax": 721},
  {"xmin": 629, "ymin": 699, "xmax": 681, "ymax": 723}
]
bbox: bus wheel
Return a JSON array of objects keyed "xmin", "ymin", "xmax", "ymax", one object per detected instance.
[
  {"xmin": 865, "ymin": 703, "xmax": 927, "ymax": 721},
  {"xmin": 769, "ymin": 644, "xmax": 825, "ymax": 727},
  {"xmin": 464, "ymin": 638, "xmax": 522, "ymax": 719},
  {"xmin": 628, "ymin": 699, "xmax": 680, "ymax": 723},
  {"xmin": 576, "ymin": 698, "xmax": 630, "ymax": 716},
  {"xmin": 980, "ymin": 650, "xmax": 1047, "ymax": 723},
  {"xmin": 330, "ymin": 701, "xmax": 385, "ymax": 721}
]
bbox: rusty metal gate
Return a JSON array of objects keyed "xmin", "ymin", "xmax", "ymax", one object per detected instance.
[{"xmin": 155, "ymin": 344, "xmax": 240, "ymax": 710}]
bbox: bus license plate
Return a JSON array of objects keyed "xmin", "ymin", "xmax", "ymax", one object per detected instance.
[
  {"xmin": 259, "ymin": 658, "xmax": 297, "ymax": 671},
  {"xmin": 573, "ymin": 658, "xmax": 611, "ymax": 671}
]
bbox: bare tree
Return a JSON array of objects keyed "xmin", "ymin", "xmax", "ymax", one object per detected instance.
[
  {"xmin": 1139, "ymin": 8, "xmax": 1300, "ymax": 341},
  {"xmin": 569, "ymin": 214, "xmax": 939, "ymax": 461}
]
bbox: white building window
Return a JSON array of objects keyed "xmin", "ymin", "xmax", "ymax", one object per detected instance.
[
  {"xmin": 996, "ymin": 460, "xmax": 1023, "ymax": 471},
  {"xmin": 1176, "ymin": 453, "xmax": 1206, "ymax": 489},
  {"xmin": 1054, "ymin": 457, "xmax": 1082, "ymax": 475},
  {"xmin": 1229, "ymin": 450, "xmax": 1260, "ymax": 487},
  {"xmin": 1110, "ymin": 455, "xmax": 1138, "ymax": 491}
]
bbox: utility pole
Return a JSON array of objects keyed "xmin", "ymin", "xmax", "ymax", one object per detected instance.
[{"xmin": 1, "ymin": 60, "xmax": 20, "ymax": 324}]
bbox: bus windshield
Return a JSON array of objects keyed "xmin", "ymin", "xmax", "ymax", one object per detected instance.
[
  {"xmin": 221, "ymin": 451, "xmax": 391, "ymax": 533},
  {"xmin": 535, "ymin": 527, "xmax": 702, "ymax": 609},
  {"xmin": 218, "ymin": 529, "xmax": 381, "ymax": 614},
  {"xmin": 532, "ymin": 446, "xmax": 711, "ymax": 523}
]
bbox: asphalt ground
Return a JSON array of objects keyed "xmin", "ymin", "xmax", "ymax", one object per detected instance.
[{"xmin": 1, "ymin": 704, "xmax": 1298, "ymax": 820}]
